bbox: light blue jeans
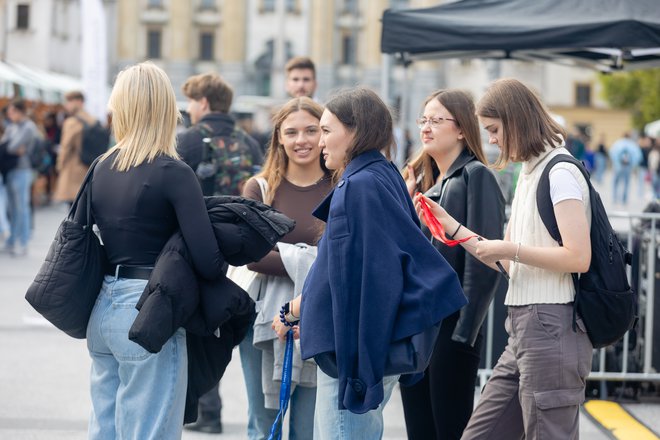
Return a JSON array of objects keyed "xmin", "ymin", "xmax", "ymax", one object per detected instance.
[
  {"xmin": 314, "ymin": 368, "xmax": 399, "ymax": 440},
  {"xmin": 86, "ymin": 275, "xmax": 188, "ymax": 440},
  {"xmin": 5, "ymin": 168, "xmax": 33, "ymax": 247},
  {"xmin": 0, "ymin": 176, "xmax": 10, "ymax": 236},
  {"xmin": 239, "ymin": 324, "xmax": 316, "ymax": 440}
]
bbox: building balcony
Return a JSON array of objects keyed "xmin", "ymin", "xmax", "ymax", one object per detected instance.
[
  {"xmin": 140, "ymin": 8, "xmax": 169, "ymax": 25},
  {"xmin": 193, "ymin": 10, "xmax": 222, "ymax": 26}
]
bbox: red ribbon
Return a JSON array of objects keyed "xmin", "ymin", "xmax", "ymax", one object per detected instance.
[{"xmin": 417, "ymin": 193, "xmax": 477, "ymax": 247}]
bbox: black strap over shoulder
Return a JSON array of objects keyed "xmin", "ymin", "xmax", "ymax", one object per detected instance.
[{"xmin": 536, "ymin": 154, "xmax": 592, "ymax": 246}]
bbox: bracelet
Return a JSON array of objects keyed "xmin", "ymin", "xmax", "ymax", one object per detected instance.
[
  {"xmin": 513, "ymin": 242, "xmax": 521, "ymax": 264},
  {"xmin": 279, "ymin": 302, "xmax": 300, "ymax": 327},
  {"xmin": 449, "ymin": 223, "xmax": 462, "ymax": 239},
  {"xmin": 288, "ymin": 301, "xmax": 299, "ymax": 319}
]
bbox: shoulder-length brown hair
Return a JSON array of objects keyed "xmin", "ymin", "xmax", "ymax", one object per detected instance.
[
  {"xmin": 476, "ymin": 78, "xmax": 566, "ymax": 169},
  {"xmin": 324, "ymin": 87, "xmax": 395, "ymax": 171},
  {"xmin": 403, "ymin": 89, "xmax": 486, "ymax": 193},
  {"xmin": 254, "ymin": 97, "xmax": 328, "ymax": 204}
]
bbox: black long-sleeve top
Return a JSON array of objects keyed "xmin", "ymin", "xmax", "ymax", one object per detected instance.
[{"xmin": 90, "ymin": 151, "xmax": 223, "ymax": 280}]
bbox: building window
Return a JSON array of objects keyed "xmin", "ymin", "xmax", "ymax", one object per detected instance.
[
  {"xmin": 390, "ymin": 0, "xmax": 409, "ymax": 9},
  {"xmin": 200, "ymin": 0, "xmax": 215, "ymax": 9},
  {"xmin": 199, "ymin": 32, "xmax": 214, "ymax": 61},
  {"xmin": 286, "ymin": 0, "xmax": 297, "ymax": 12},
  {"xmin": 341, "ymin": 34, "xmax": 357, "ymax": 65},
  {"xmin": 261, "ymin": 0, "xmax": 275, "ymax": 12},
  {"xmin": 575, "ymin": 84, "xmax": 591, "ymax": 107},
  {"xmin": 147, "ymin": 29, "xmax": 162, "ymax": 59},
  {"xmin": 17, "ymin": 4, "xmax": 30, "ymax": 29},
  {"xmin": 342, "ymin": 0, "xmax": 358, "ymax": 13},
  {"xmin": 147, "ymin": 0, "xmax": 163, "ymax": 8}
]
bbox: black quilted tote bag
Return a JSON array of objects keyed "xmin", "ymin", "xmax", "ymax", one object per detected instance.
[{"xmin": 25, "ymin": 159, "xmax": 107, "ymax": 338}]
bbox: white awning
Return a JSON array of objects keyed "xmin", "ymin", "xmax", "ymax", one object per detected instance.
[{"xmin": 0, "ymin": 61, "xmax": 84, "ymax": 103}]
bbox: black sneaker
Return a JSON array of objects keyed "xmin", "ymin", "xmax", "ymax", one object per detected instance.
[{"xmin": 184, "ymin": 416, "xmax": 223, "ymax": 434}]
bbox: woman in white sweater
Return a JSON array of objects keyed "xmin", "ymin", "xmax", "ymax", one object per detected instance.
[{"xmin": 415, "ymin": 78, "xmax": 593, "ymax": 440}]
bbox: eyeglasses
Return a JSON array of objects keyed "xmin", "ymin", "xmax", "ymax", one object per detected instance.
[{"xmin": 416, "ymin": 116, "xmax": 457, "ymax": 129}]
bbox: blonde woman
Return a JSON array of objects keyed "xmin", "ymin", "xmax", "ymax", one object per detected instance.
[
  {"xmin": 240, "ymin": 97, "xmax": 332, "ymax": 440},
  {"xmin": 85, "ymin": 62, "xmax": 224, "ymax": 439}
]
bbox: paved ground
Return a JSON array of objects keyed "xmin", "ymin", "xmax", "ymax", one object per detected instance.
[{"xmin": 0, "ymin": 169, "xmax": 658, "ymax": 439}]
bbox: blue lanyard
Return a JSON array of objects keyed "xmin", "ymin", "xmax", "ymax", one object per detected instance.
[{"xmin": 268, "ymin": 330, "xmax": 294, "ymax": 440}]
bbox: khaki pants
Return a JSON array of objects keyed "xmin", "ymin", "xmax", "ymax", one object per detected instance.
[{"xmin": 462, "ymin": 304, "xmax": 592, "ymax": 440}]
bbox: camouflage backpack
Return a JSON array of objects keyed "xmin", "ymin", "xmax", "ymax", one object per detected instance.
[{"xmin": 195, "ymin": 122, "xmax": 258, "ymax": 196}]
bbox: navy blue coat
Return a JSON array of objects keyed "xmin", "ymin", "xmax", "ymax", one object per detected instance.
[{"xmin": 300, "ymin": 150, "xmax": 467, "ymax": 414}]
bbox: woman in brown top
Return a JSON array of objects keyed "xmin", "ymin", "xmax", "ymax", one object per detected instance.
[{"xmin": 239, "ymin": 97, "xmax": 332, "ymax": 439}]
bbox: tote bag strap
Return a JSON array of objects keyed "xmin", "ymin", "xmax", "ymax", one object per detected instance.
[
  {"xmin": 67, "ymin": 157, "xmax": 101, "ymax": 226},
  {"xmin": 255, "ymin": 177, "xmax": 269, "ymax": 202}
]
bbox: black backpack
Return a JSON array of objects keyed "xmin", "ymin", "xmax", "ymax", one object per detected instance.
[
  {"xmin": 76, "ymin": 117, "xmax": 110, "ymax": 166},
  {"xmin": 536, "ymin": 154, "xmax": 636, "ymax": 348},
  {"xmin": 29, "ymin": 136, "xmax": 53, "ymax": 174}
]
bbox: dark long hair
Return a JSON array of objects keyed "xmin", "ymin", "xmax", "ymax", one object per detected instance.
[{"xmin": 324, "ymin": 87, "xmax": 395, "ymax": 172}]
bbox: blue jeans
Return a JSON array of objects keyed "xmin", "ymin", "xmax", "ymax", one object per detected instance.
[
  {"xmin": 0, "ymin": 176, "xmax": 10, "ymax": 236},
  {"xmin": 5, "ymin": 168, "xmax": 33, "ymax": 246},
  {"xmin": 86, "ymin": 276, "xmax": 188, "ymax": 440},
  {"xmin": 313, "ymin": 369, "xmax": 399, "ymax": 440},
  {"xmin": 239, "ymin": 325, "xmax": 316, "ymax": 440},
  {"xmin": 613, "ymin": 168, "xmax": 632, "ymax": 204}
]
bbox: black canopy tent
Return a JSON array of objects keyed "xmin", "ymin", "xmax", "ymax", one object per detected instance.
[{"xmin": 381, "ymin": 0, "xmax": 660, "ymax": 72}]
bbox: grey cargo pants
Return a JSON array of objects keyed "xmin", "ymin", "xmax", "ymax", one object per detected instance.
[{"xmin": 461, "ymin": 304, "xmax": 593, "ymax": 440}]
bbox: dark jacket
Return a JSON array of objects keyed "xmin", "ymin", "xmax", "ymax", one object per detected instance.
[
  {"xmin": 128, "ymin": 196, "xmax": 295, "ymax": 423},
  {"xmin": 300, "ymin": 150, "xmax": 467, "ymax": 414},
  {"xmin": 177, "ymin": 112, "xmax": 263, "ymax": 196},
  {"xmin": 424, "ymin": 149, "xmax": 505, "ymax": 346}
]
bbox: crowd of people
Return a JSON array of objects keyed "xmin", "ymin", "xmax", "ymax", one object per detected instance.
[
  {"xmin": 3, "ymin": 55, "xmax": 658, "ymax": 440},
  {"xmin": 0, "ymin": 91, "xmax": 107, "ymax": 256}
]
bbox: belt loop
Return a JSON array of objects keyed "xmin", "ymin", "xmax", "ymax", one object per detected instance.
[{"xmin": 115, "ymin": 264, "xmax": 121, "ymax": 278}]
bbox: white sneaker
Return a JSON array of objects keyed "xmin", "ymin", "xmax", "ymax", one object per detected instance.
[{"xmin": 11, "ymin": 244, "xmax": 27, "ymax": 257}]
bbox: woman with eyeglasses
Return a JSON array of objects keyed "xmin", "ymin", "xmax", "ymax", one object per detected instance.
[
  {"xmin": 401, "ymin": 89, "xmax": 505, "ymax": 440},
  {"xmin": 416, "ymin": 79, "xmax": 593, "ymax": 439}
]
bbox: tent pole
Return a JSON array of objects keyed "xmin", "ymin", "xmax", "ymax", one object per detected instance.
[
  {"xmin": 380, "ymin": 53, "xmax": 391, "ymax": 106},
  {"xmin": 398, "ymin": 59, "xmax": 410, "ymax": 167}
]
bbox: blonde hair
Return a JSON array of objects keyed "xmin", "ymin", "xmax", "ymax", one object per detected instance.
[
  {"xmin": 255, "ymin": 97, "xmax": 329, "ymax": 204},
  {"xmin": 102, "ymin": 62, "xmax": 180, "ymax": 171}
]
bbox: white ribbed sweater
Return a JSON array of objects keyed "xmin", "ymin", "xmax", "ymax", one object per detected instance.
[{"xmin": 505, "ymin": 147, "xmax": 591, "ymax": 306}]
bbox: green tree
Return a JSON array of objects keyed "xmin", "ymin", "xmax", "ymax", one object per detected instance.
[{"xmin": 599, "ymin": 68, "xmax": 660, "ymax": 131}]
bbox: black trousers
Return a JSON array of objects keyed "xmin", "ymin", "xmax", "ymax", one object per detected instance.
[
  {"xmin": 197, "ymin": 382, "xmax": 222, "ymax": 418},
  {"xmin": 400, "ymin": 312, "xmax": 483, "ymax": 440}
]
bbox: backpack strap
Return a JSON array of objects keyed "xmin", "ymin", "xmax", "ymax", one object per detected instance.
[
  {"xmin": 195, "ymin": 122, "xmax": 214, "ymax": 138},
  {"xmin": 74, "ymin": 116, "xmax": 89, "ymax": 128},
  {"xmin": 536, "ymin": 154, "xmax": 592, "ymax": 246},
  {"xmin": 536, "ymin": 154, "xmax": 593, "ymax": 332}
]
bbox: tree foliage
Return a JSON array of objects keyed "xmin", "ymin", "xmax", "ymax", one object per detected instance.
[{"xmin": 599, "ymin": 68, "xmax": 660, "ymax": 131}]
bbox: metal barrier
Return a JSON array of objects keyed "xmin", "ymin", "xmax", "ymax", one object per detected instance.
[{"xmin": 477, "ymin": 211, "xmax": 660, "ymax": 396}]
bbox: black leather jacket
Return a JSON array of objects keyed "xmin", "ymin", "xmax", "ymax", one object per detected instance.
[{"xmin": 423, "ymin": 150, "xmax": 505, "ymax": 346}]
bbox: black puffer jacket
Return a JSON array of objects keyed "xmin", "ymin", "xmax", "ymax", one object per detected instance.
[
  {"xmin": 423, "ymin": 150, "xmax": 505, "ymax": 346},
  {"xmin": 128, "ymin": 196, "xmax": 295, "ymax": 423}
]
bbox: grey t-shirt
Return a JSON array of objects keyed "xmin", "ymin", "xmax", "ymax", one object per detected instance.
[{"xmin": 0, "ymin": 118, "xmax": 39, "ymax": 169}]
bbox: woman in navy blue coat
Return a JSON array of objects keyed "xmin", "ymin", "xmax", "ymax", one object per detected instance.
[{"xmin": 287, "ymin": 87, "xmax": 467, "ymax": 440}]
